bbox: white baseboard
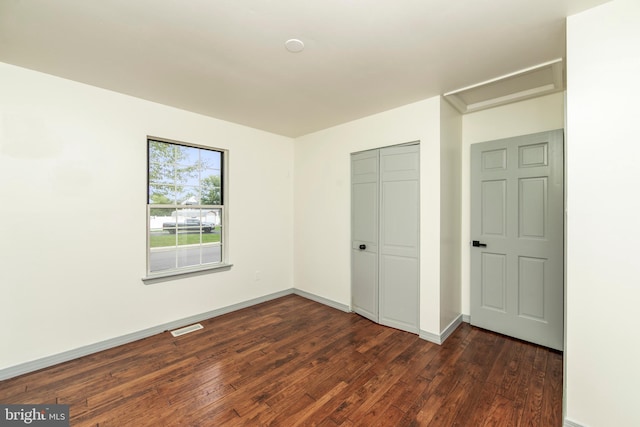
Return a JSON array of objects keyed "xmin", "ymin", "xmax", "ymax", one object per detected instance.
[
  {"xmin": 0, "ymin": 288, "xmax": 301, "ymax": 380},
  {"xmin": 293, "ymin": 289, "xmax": 350, "ymax": 312},
  {"xmin": 564, "ymin": 419, "xmax": 586, "ymax": 427},
  {"xmin": 419, "ymin": 314, "xmax": 463, "ymax": 345},
  {"xmin": 462, "ymin": 314, "xmax": 471, "ymax": 323},
  {"xmin": 441, "ymin": 314, "xmax": 463, "ymax": 342},
  {"xmin": 419, "ymin": 330, "xmax": 442, "ymax": 344}
]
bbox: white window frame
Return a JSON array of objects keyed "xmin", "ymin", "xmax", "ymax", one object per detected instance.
[{"xmin": 144, "ymin": 136, "xmax": 230, "ymax": 281}]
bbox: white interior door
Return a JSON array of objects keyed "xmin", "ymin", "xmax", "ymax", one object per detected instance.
[
  {"xmin": 351, "ymin": 144, "xmax": 419, "ymax": 334},
  {"xmin": 470, "ymin": 130, "xmax": 564, "ymax": 350}
]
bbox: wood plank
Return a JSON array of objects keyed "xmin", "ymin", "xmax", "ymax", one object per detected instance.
[
  {"xmin": 519, "ymin": 347, "xmax": 550, "ymax": 426},
  {"xmin": 483, "ymin": 394, "xmax": 520, "ymax": 427},
  {"xmin": 0, "ymin": 295, "xmax": 563, "ymax": 426},
  {"xmin": 541, "ymin": 350, "xmax": 564, "ymax": 427}
]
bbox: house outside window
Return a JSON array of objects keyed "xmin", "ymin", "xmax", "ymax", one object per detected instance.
[{"xmin": 146, "ymin": 137, "xmax": 227, "ymax": 277}]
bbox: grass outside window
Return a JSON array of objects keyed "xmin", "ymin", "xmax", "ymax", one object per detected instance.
[{"xmin": 149, "ymin": 228, "xmax": 221, "ymax": 248}]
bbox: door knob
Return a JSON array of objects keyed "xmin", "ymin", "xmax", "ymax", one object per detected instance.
[
  {"xmin": 472, "ymin": 240, "xmax": 487, "ymax": 248},
  {"xmin": 359, "ymin": 244, "xmax": 366, "ymax": 250}
]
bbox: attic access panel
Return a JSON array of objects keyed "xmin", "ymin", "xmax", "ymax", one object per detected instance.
[{"xmin": 444, "ymin": 59, "xmax": 564, "ymax": 114}]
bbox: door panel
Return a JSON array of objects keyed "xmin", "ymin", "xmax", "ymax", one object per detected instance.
[
  {"xmin": 352, "ymin": 249, "xmax": 378, "ymax": 322},
  {"xmin": 380, "ymin": 255, "xmax": 419, "ymax": 331},
  {"xmin": 519, "ymin": 177, "xmax": 547, "ymax": 238},
  {"xmin": 519, "ymin": 143, "xmax": 548, "ymax": 167},
  {"xmin": 471, "ymin": 130, "xmax": 564, "ymax": 351},
  {"xmin": 381, "ymin": 180, "xmax": 419, "ymax": 256},
  {"xmin": 518, "ymin": 256, "xmax": 546, "ymax": 320},
  {"xmin": 351, "ymin": 150, "xmax": 379, "ymax": 322},
  {"xmin": 352, "ymin": 182, "xmax": 378, "ymax": 244},
  {"xmin": 481, "ymin": 252, "xmax": 507, "ymax": 312},
  {"xmin": 379, "ymin": 145, "xmax": 419, "ymax": 333},
  {"xmin": 481, "ymin": 180, "xmax": 507, "ymax": 236}
]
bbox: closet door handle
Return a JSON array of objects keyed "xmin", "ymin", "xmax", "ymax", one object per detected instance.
[{"xmin": 359, "ymin": 244, "xmax": 366, "ymax": 250}]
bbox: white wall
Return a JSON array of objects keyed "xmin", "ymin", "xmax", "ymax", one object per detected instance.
[
  {"xmin": 460, "ymin": 93, "xmax": 565, "ymax": 316},
  {"xmin": 439, "ymin": 100, "xmax": 462, "ymax": 330},
  {"xmin": 565, "ymin": 1, "xmax": 640, "ymax": 425},
  {"xmin": 0, "ymin": 63, "xmax": 294, "ymax": 371},
  {"xmin": 293, "ymin": 97, "xmax": 444, "ymax": 335}
]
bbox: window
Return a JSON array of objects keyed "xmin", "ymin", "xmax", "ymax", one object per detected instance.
[{"xmin": 146, "ymin": 137, "xmax": 227, "ymax": 277}]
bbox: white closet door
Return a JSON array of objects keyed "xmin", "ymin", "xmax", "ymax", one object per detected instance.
[
  {"xmin": 378, "ymin": 145, "xmax": 420, "ymax": 333},
  {"xmin": 351, "ymin": 144, "xmax": 419, "ymax": 334}
]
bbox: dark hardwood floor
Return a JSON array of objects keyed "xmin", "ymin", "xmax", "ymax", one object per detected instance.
[{"xmin": 0, "ymin": 295, "xmax": 563, "ymax": 426}]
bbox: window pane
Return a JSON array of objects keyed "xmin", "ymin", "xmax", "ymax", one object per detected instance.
[
  {"xmin": 172, "ymin": 208, "xmax": 217, "ymax": 235},
  {"xmin": 204, "ymin": 208, "xmax": 222, "ymax": 238},
  {"xmin": 151, "ymin": 212, "xmax": 178, "ymax": 246},
  {"xmin": 202, "ymin": 244, "xmax": 221, "ymax": 264},
  {"xmin": 201, "ymin": 169, "xmax": 221, "ymax": 181},
  {"xmin": 175, "ymin": 165, "xmax": 199, "ymax": 187},
  {"xmin": 149, "ymin": 250, "xmax": 177, "ymax": 273},
  {"xmin": 149, "ymin": 140, "xmax": 176, "ymax": 164},
  {"xmin": 175, "ymin": 145, "xmax": 199, "ymax": 167},
  {"xmin": 150, "ymin": 207, "xmax": 174, "ymax": 230},
  {"xmin": 206, "ymin": 208, "xmax": 222, "ymax": 228},
  {"xmin": 200, "ymin": 172, "xmax": 222, "ymax": 205},
  {"xmin": 176, "ymin": 186, "xmax": 201, "ymax": 205},
  {"xmin": 149, "ymin": 184, "xmax": 175, "ymax": 204},
  {"xmin": 149, "ymin": 209, "xmax": 178, "ymax": 273},
  {"xmin": 149, "ymin": 162, "xmax": 175, "ymax": 184},
  {"xmin": 200, "ymin": 149, "xmax": 221, "ymax": 170},
  {"xmin": 177, "ymin": 247, "xmax": 201, "ymax": 268},
  {"xmin": 203, "ymin": 208, "xmax": 222, "ymax": 264}
]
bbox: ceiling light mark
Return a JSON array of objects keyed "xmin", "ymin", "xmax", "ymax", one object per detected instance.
[{"xmin": 285, "ymin": 39, "xmax": 305, "ymax": 53}]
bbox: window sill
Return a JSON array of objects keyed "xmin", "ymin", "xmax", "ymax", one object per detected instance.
[{"xmin": 142, "ymin": 263, "xmax": 233, "ymax": 284}]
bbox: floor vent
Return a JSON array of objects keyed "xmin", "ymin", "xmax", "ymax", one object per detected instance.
[{"xmin": 170, "ymin": 323, "xmax": 203, "ymax": 337}]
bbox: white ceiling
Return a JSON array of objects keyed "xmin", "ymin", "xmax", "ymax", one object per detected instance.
[{"xmin": 0, "ymin": 0, "xmax": 609, "ymax": 137}]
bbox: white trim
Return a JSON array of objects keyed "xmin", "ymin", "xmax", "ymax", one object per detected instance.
[
  {"xmin": 564, "ymin": 419, "xmax": 586, "ymax": 427},
  {"xmin": 143, "ymin": 263, "xmax": 233, "ymax": 283},
  {"xmin": 462, "ymin": 314, "xmax": 471, "ymax": 323},
  {"xmin": 441, "ymin": 314, "xmax": 463, "ymax": 342},
  {"xmin": 419, "ymin": 314, "xmax": 463, "ymax": 345},
  {"xmin": 293, "ymin": 289, "xmax": 350, "ymax": 312},
  {"xmin": 419, "ymin": 330, "xmax": 443, "ymax": 344}
]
